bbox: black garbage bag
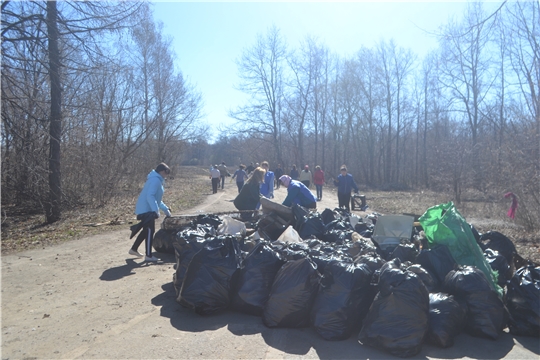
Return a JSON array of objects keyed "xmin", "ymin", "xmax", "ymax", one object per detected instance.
[
  {"xmin": 506, "ymin": 264, "xmax": 540, "ymax": 337},
  {"xmin": 231, "ymin": 241, "xmax": 286, "ymax": 316},
  {"xmin": 443, "ymin": 266, "xmax": 506, "ymax": 339},
  {"xmin": 405, "ymin": 264, "xmax": 436, "ymax": 292},
  {"xmin": 190, "ymin": 214, "xmax": 222, "ymax": 229},
  {"xmin": 325, "ymin": 219, "xmax": 351, "ymax": 232},
  {"xmin": 178, "ymin": 236, "xmax": 242, "ymax": 315},
  {"xmin": 262, "ymin": 257, "xmax": 321, "ymax": 328},
  {"xmin": 470, "ymin": 224, "xmax": 481, "ymax": 242},
  {"xmin": 426, "ymin": 292, "xmax": 466, "ymax": 348},
  {"xmin": 299, "ymin": 213, "xmax": 326, "ymax": 240},
  {"xmin": 478, "ymin": 231, "xmax": 516, "ymax": 266},
  {"xmin": 354, "ymin": 254, "xmax": 385, "ymax": 274},
  {"xmin": 152, "ymin": 229, "xmax": 177, "ymax": 254},
  {"xmin": 358, "ymin": 259, "xmax": 429, "ymax": 358},
  {"xmin": 311, "ymin": 260, "xmax": 373, "ymax": 340},
  {"xmin": 484, "ymin": 248, "xmax": 512, "ymax": 286},
  {"xmin": 322, "ymin": 229, "xmax": 347, "ymax": 244},
  {"xmin": 292, "ymin": 204, "xmax": 310, "ymax": 231},
  {"xmin": 321, "ymin": 208, "xmax": 341, "ymax": 225},
  {"xmin": 416, "ymin": 245, "xmax": 457, "ymax": 290},
  {"xmin": 389, "ymin": 243, "xmax": 418, "ymax": 263},
  {"xmin": 173, "ymin": 229, "xmax": 217, "ymax": 296}
]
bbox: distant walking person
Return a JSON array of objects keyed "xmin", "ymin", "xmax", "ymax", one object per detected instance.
[
  {"xmin": 333, "ymin": 165, "xmax": 359, "ymax": 212},
  {"xmin": 217, "ymin": 162, "xmax": 230, "ymax": 190},
  {"xmin": 246, "ymin": 162, "xmax": 255, "ymax": 175},
  {"xmin": 128, "ymin": 163, "xmax": 172, "ymax": 262},
  {"xmin": 290, "ymin": 165, "xmax": 299, "ymax": 181},
  {"xmin": 232, "ymin": 164, "xmax": 248, "ymax": 193},
  {"xmin": 299, "ymin": 165, "xmax": 312, "ymax": 188},
  {"xmin": 274, "ymin": 164, "xmax": 284, "ymax": 189},
  {"xmin": 210, "ymin": 165, "xmax": 220, "ymax": 194},
  {"xmin": 313, "ymin": 165, "xmax": 325, "ymax": 201},
  {"xmin": 260, "ymin": 161, "xmax": 275, "ymax": 199}
]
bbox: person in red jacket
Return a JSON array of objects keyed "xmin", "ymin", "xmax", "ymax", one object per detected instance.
[{"xmin": 313, "ymin": 165, "xmax": 325, "ymax": 201}]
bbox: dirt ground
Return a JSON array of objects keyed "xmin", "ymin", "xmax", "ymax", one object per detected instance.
[{"xmin": 2, "ymin": 180, "xmax": 539, "ymax": 359}]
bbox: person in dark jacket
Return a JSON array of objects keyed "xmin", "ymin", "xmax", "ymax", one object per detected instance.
[
  {"xmin": 290, "ymin": 165, "xmax": 299, "ymax": 180},
  {"xmin": 279, "ymin": 175, "xmax": 317, "ymax": 209},
  {"xmin": 234, "ymin": 167, "xmax": 265, "ymax": 220},
  {"xmin": 274, "ymin": 164, "xmax": 284, "ymax": 189},
  {"xmin": 333, "ymin": 165, "xmax": 359, "ymax": 212},
  {"xmin": 129, "ymin": 163, "xmax": 172, "ymax": 262}
]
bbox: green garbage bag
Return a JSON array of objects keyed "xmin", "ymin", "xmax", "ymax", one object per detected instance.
[{"xmin": 419, "ymin": 202, "xmax": 502, "ymax": 298}]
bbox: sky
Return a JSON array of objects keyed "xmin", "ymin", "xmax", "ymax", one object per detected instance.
[{"xmin": 152, "ymin": 1, "xmax": 501, "ymax": 141}]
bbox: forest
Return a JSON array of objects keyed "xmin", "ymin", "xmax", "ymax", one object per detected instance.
[{"xmin": 1, "ymin": 1, "xmax": 539, "ymax": 230}]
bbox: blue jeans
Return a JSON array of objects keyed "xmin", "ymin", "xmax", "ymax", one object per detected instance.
[
  {"xmin": 220, "ymin": 175, "xmax": 226, "ymax": 189},
  {"xmin": 236, "ymin": 181, "xmax": 244, "ymax": 193}
]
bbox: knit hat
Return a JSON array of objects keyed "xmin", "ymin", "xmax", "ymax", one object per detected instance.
[{"xmin": 279, "ymin": 175, "xmax": 291, "ymax": 187}]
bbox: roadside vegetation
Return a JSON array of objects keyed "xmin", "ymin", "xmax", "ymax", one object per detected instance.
[{"xmin": 2, "ymin": 166, "xmax": 537, "ymax": 265}]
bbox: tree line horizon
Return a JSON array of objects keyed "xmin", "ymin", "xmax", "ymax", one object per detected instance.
[{"xmin": 2, "ymin": 1, "xmax": 538, "ymax": 229}]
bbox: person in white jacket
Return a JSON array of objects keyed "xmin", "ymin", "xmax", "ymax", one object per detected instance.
[{"xmin": 129, "ymin": 163, "xmax": 172, "ymax": 262}]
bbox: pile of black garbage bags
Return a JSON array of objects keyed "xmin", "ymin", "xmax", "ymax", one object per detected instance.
[{"xmin": 156, "ymin": 207, "xmax": 539, "ymax": 358}]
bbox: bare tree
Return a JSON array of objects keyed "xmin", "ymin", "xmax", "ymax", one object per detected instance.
[
  {"xmin": 2, "ymin": 0, "xmax": 141, "ymax": 222},
  {"xmin": 230, "ymin": 25, "xmax": 287, "ymax": 166},
  {"xmin": 438, "ymin": 3, "xmax": 496, "ymax": 189}
]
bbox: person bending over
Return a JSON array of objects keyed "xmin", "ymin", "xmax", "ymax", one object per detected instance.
[{"xmin": 279, "ymin": 175, "xmax": 317, "ymax": 209}]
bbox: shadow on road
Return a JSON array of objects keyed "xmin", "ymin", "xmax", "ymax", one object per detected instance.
[
  {"xmin": 99, "ymin": 259, "xmax": 141, "ymax": 281},
  {"xmin": 150, "ymin": 283, "xmax": 535, "ymax": 359},
  {"xmin": 99, "ymin": 253, "xmax": 175, "ymax": 281}
]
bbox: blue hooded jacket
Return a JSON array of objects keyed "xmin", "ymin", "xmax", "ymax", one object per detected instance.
[
  {"xmin": 282, "ymin": 180, "xmax": 317, "ymax": 207},
  {"xmin": 135, "ymin": 170, "xmax": 169, "ymax": 215}
]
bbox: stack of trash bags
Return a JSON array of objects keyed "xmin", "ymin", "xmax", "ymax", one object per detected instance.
[{"xmin": 160, "ymin": 203, "xmax": 539, "ymax": 358}]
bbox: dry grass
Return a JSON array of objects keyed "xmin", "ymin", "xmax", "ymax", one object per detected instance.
[
  {"xmin": 2, "ymin": 166, "xmax": 538, "ymax": 264},
  {"xmin": 366, "ymin": 189, "xmax": 540, "ymax": 264},
  {"xmin": 1, "ymin": 166, "xmax": 209, "ymax": 255}
]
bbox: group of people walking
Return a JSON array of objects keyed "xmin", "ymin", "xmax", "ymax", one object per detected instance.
[
  {"xmin": 127, "ymin": 161, "xmax": 361, "ymax": 262},
  {"xmin": 232, "ymin": 161, "xmax": 360, "ymax": 217}
]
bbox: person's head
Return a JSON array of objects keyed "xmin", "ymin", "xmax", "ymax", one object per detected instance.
[
  {"xmin": 315, "ymin": 165, "xmax": 321, "ymax": 171},
  {"xmin": 277, "ymin": 164, "xmax": 281, "ymax": 168},
  {"xmin": 340, "ymin": 165, "xmax": 348, "ymax": 175},
  {"xmin": 279, "ymin": 175, "xmax": 291, "ymax": 188},
  {"xmin": 222, "ymin": 161, "xmax": 225, "ymax": 165},
  {"xmin": 155, "ymin": 163, "xmax": 171, "ymax": 178},
  {"xmin": 292, "ymin": 165, "xmax": 297, "ymax": 170},
  {"xmin": 304, "ymin": 165, "xmax": 309, "ymax": 172},
  {"xmin": 214, "ymin": 164, "xmax": 219, "ymax": 168},
  {"xmin": 248, "ymin": 167, "xmax": 266, "ymax": 184},
  {"xmin": 255, "ymin": 162, "xmax": 260, "ymax": 167},
  {"xmin": 239, "ymin": 164, "xmax": 245, "ymax": 170},
  {"xmin": 261, "ymin": 161, "xmax": 269, "ymax": 170}
]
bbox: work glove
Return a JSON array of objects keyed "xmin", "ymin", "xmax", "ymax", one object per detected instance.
[
  {"xmin": 164, "ymin": 208, "xmax": 172, "ymax": 217},
  {"xmin": 354, "ymin": 190, "xmax": 359, "ymax": 194}
]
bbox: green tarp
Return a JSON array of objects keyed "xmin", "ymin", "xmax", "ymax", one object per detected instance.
[{"xmin": 419, "ymin": 201, "xmax": 503, "ymax": 298}]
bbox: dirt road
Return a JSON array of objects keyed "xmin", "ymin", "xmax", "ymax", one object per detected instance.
[{"xmin": 2, "ymin": 181, "xmax": 539, "ymax": 359}]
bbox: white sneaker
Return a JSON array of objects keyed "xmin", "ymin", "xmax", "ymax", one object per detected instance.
[
  {"xmin": 128, "ymin": 249, "xmax": 144, "ymax": 258},
  {"xmin": 145, "ymin": 255, "xmax": 160, "ymax": 262}
]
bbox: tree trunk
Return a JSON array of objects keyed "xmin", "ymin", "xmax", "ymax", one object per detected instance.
[{"xmin": 46, "ymin": 1, "xmax": 62, "ymax": 223}]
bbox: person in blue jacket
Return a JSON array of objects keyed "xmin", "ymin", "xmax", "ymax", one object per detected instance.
[
  {"xmin": 129, "ymin": 163, "xmax": 172, "ymax": 262},
  {"xmin": 333, "ymin": 165, "xmax": 359, "ymax": 213},
  {"xmin": 279, "ymin": 175, "xmax": 317, "ymax": 209},
  {"xmin": 260, "ymin": 161, "xmax": 274, "ymax": 199}
]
